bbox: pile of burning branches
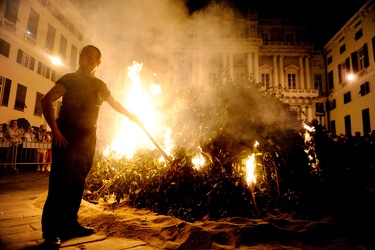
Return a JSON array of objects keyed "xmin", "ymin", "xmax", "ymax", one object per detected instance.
[{"xmin": 84, "ymin": 77, "xmax": 318, "ymax": 221}]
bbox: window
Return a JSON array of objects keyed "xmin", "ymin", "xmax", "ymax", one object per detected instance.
[
  {"xmin": 261, "ymin": 73, "xmax": 271, "ymax": 88},
  {"xmin": 315, "ymin": 103, "xmax": 325, "ymax": 116},
  {"xmin": 328, "ymin": 71, "xmax": 334, "ymax": 90},
  {"xmin": 362, "ymin": 108, "xmax": 371, "ymax": 134},
  {"xmin": 287, "ymin": 73, "xmax": 296, "ymax": 89},
  {"xmin": 355, "ymin": 29, "xmax": 363, "ymax": 41},
  {"xmin": 14, "ymin": 84, "xmax": 27, "ymax": 111},
  {"xmin": 327, "ymin": 56, "xmax": 332, "ymax": 65},
  {"xmin": 51, "ymin": 70, "xmax": 61, "ymax": 82},
  {"xmin": 344, "ymin": 115, "xmax": 352, "ymax": 136},
  {"xmin": 34, "ymin": 92, "xmax": 43, "ymax": 116},
  {"xmin": 0, "ymin": 39, "xmax": 11, "ymax": 57},
  {"xmin": 285, "ymin": 33, "xmax": 295, "ymax": 42},
  {"xmin": 0, "ymin": 76, "xmax": 12, "ymax": 107},
  {"xmin": 338, "ymin": 58, "xmax": 350, "ymax": 84},
  {"xmin": 26, "ymin": 8, "xmax": 40, "ymax": 40},
  {"xmin": 208, "ymin": 73, "xmax": 218, "ymax": 82},
  {"xmin": 259, "ymin": 65, "xmax": 273, "ymax": 89},
  {"xmin": 351, "ymin": 44, "xmax": 369, "ymax": 74},
  {"xmin": 271, "ymin": 28, "xmax": 281, "ymax": 41},
  {"xmin": 45, "ymin": 24, "xmax": 56, "ymax": 52},
  {"xmin": 316, "ymin": 103, "xmax": 324, "ymax": 112},
  {"xmin": 37, "ymin": 62, "xmax": 51, "ymax": 79},
  {"xmin": 233, "ymin": 54, "xmax": 246, "ymax": 66},
  {"xmin": 360, "ymin": 82, "xmax": 370, "ymax": 96},
  {"xmin": 16, "ymin": 49, "xmax": 35, "ymax": 70},
  {"xmin": 344, "ymin": 91, "xmax": 351, "ymax": 104},
  {"xmin": 58, "ymin": 35, "xmax": 67, "ymax": 59},
  {"xmin": 4, "ymin": 0, "xmax": 20, "ymax": 25},
  {"xmin": 330, "ymin": 120, "xmax": 336, "ymax": 135},
  {"xmin": 328, "ymin": 99, "xmax": 336, "ymax": 110},
  {"xmin": 340, "ymin": 44, "xmax": 346, "ymax": 54},
  {"xmin": 260, "ymin": 32, "xmax": 269, "ymax": 42},
  {"xmin": 314, "ymin": 74, "xmax": 323, "ymax": 92}
]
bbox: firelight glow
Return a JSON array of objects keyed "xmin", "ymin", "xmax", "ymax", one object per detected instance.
[
  {"xmin": 246, "ymin": 153, "xmax": 256, "ymax": 185},
  {"xmin": 192, "ymin": 153, "xmax": 205, "ymax": 170},
  {"xmin": 104, "ymin": 61, "xmax": 171, "ymax": 159}
]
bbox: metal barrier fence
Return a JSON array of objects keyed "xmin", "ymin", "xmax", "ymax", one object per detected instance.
[{"xmin": 0, "ymin": 141, "xmax": 52, "ymax": 172}]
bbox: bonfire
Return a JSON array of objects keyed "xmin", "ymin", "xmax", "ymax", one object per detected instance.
[{"xmin": 84, "ymin": 62, "xmax": 317, "ymax": 222}]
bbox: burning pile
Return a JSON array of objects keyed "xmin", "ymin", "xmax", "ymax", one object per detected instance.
[{"xmin": 85, "ymin": 63, "xmax": 313, "ymax": 221}]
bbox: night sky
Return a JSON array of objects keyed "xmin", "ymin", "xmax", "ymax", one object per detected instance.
[
  {"xmin": 185, "ymin": 0, "xmax": 369, "ymax": 47},
  {"xmin": 72, "ymin": 0, "xmax": 369, "ymax": 48}
]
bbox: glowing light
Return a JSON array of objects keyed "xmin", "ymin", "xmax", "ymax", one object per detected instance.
[
  {"xmin": 49, "ymin": 56, "xmax": 63, "ymax": 66},
  {"xmin": 347, "ymin": 73, "xmax": 355, "ymax": 81},
  {"xmin": 192, "ymin": 153, "xmax": 205, "ymax": 170},
  {"xmin": 303, "ymin": 123, "xmax": 315, "ymax": 132},
  {"xmin": 245, "ymin": 153, "xmax": 256, "ymax": 185}
]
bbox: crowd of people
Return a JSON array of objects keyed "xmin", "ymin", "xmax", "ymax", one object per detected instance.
[{"xmin": 0, "ymin": 120, "xmax": 52, "ymax": 172}]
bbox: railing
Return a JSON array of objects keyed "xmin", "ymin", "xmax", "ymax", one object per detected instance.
[
  {"xmin": 283, "ymin": 89, "xmax": 319, "ymax": 98},
  {"xmin": 0, "ymin": 141, "xmax": 52, "ymax": 172}
]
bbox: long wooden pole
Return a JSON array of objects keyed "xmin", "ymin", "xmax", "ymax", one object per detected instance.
[{"xmin": 137, "ymin": 124, "xmax": 171, "ymax": 162}]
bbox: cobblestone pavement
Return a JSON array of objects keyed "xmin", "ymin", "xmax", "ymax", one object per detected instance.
[{"xmin": 0, "ymin": 171, "xmax": 153, "ymax": 250}]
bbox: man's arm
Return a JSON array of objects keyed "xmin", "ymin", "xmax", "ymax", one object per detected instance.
[
  {"xmin": 41, "ymin": 84, "xmax": 68, "ymax": 147},
  {"xmin": 105, "ymin": 95, "xmax": 142, "ymax": 125}
]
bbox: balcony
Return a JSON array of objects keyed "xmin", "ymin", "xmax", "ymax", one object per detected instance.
[
  {"xmin": 282, "ymin": 89, "xmax": 319, "ymax": 98},
  {"xmin": 0, "ymin": 16, "xmax": 16, "ymax": 32}
]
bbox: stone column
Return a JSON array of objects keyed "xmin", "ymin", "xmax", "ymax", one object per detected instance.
[
  {"xmin": 254, "ymin": 52, "xmax": 259, "ymax": 83},
  {"xmin": 273, "ymin": 55, "xmax": 278, "ymax": 87},
  {"xmin": 247, "ymin": 52, "xmax": 253, "ymax": 78},
  {"xmin": 306, "ymin": 105, "xmax": 313, "ymax": 122},
  {"xmin": 222, "ymin": 52, "xmax": 227, "ymax": 83},
  {"xmin": 279, "ymin": 55, "xmax": 284, "ymax": 89},
  {"xmin": 299, "ymin": 57, "xmax": 305, "ymax": 89},
  {"xmin": 305, "ymin": 56, "xmax": 311, "ymax": 89}
]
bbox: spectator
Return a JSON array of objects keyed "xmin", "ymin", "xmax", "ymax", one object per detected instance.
[
  {"xmin": 7, "ymin": 120, "xmax": 23, "ymax": 170},
  {"xmin": 0, "ymin": 125, "xmax": 7, "ymax": 141},
  {"xmin": 43, "ymin": 131, "xmax": 53, "ymax": 171},
  {"xmin": 24, "ymin": 127, "xmax": 37, "ymax": 142},
  {"xmin": 36, "ymin": 125, "xmax": 48, "ymax": 172},
  {"xmin": 0, "ymin": 125, "xmax": 8, "ymax": 172},
  {"xmin": 7, "ymin": 120, "xmax": 23, "ymax": 144}
]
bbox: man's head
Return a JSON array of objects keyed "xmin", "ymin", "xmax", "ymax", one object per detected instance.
[{"xmin": 78, "ymin": 45, "xmax": 102, "ymax": 77}]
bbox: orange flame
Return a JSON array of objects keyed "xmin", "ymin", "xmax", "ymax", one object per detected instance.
[
  {"xmin": 245, "ymin": 153, "xmax": 256, "ymax": 185},
  {"xmin": 104, "ymin": 62, "xmax": 171, "ymax": 159}
]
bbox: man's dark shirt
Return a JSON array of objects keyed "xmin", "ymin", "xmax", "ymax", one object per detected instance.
[{"xmin": 56, "ymin": 72, "xmax": 111, "ymax": 129}]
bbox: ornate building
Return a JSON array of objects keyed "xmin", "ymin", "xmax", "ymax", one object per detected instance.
[{"xmin": 174, "ymin": 5, "xmax": 326, "ymax": 125}]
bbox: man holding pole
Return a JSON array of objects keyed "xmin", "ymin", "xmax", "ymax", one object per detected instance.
[{"xmin": 41, "ymin": 45, "xmax": 141, "ymax": 248}]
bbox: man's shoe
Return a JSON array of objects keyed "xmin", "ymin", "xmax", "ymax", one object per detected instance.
[
  {"xmin": 60, "ymin": 224, "xmax": 95, "ymax": 241},
  {"xmin": 42, "ymin": 236, "xmax": 61, "ymax": 249},
  {"xmin": 72, "ymin": 224, "xmax": 95, "ymax": 237}
]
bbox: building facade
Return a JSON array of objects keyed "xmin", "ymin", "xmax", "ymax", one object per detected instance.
[
  {"xmin": 174, "ymin": 6, "xmax": 326, "ymax": 125},
  {"xmin": 324, "ymin": 0, "xmax": 375, "ymax": 136},
  {"xmin": 1, "ymin": 0, "xmax": 373, "ymax": 137},
  {"xmin": 0, "ymin": 0, "xmax": 90, "ymax": 128}
]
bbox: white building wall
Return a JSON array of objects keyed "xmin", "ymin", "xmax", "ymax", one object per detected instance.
[
  {"xmin": 0, "ymin": 0, "xmax": 90, "ymax": 128},
  {"xmin": 324, "ymin": 0, "xmax": 375, "ymax": 136}
]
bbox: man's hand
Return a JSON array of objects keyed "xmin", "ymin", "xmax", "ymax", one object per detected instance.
[
  {"xmin": 128, "ymin": 113, "xmax": 143, "ymax": 126},
  {"xmin": 52, "ymin": 129, "xmax": 68, "ymax": 148}
]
